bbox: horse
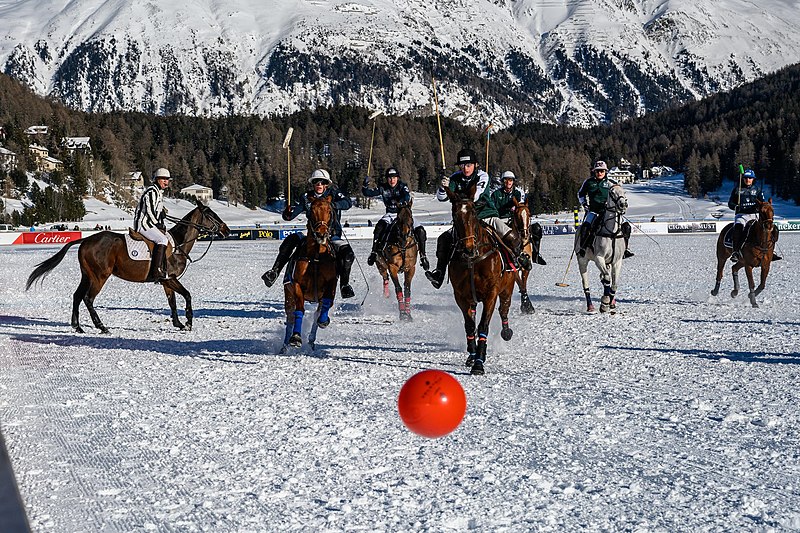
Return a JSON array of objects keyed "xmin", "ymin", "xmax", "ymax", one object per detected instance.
[
  {"xmin": 445, "ymin": 185, "xmax": 516, "ymax": 375},
  {"xmin": 281, "ymin": 195, "xmax": 339, "ymax": 352},
  {"xmin": 509, "ymin": 197, "xmax": 536, "ymax": 314},
  {"xmin": 376, "ymin": 204, "xmax": 418, "ymax": 321},
  {"xmin": 711, "ymin": 199, "xmax": 776, "ymax": 308},
  {"xmin": 574, "ymin": 182, "xmax": 628, "ymax": 313},
  {"xmin": 25, "ymin": 203, "xmax": 230, "ymax": 332}
]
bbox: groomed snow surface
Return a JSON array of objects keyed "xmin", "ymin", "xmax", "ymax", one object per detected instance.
[{"xmin": 1, "ymin": 229, "xmax": 799, "ymax": 531}]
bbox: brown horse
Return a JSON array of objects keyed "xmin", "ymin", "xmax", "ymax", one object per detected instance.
[
  {"xmin": 712, "ymin": 199, "xmax": 777, "ymax": 308},
  {"xmin": 25, "ymin": 204, "xmax": 230, "ymax": 332},
  {"xmin": 376, "ymin": 205, "xmax": 418, "ymax": 321},
  {"xmin": 509, "ymin": 197, "xmax": 536, "ymax": 314},
  {"xmin": 445, "ymin": 185, "xmax": 515, "ymax": 375},
  {"xmin": 282, "ymin": 195, "xmax": 339, "ymax": 352}
]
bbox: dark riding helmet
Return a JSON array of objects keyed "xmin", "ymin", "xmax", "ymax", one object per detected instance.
[
  {"xmin": 385, "ymin": 167, "xmax": 399, "ymax": 180},
  {"xmin": 455, "ymin": 148, "xmax": 478, "ymax": 165},
  {"xmin": 743, "ymin": 169, "xmax": 756, "ymax": 179}
]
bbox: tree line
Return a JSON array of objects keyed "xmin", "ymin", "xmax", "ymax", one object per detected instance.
[{"xmin": 1, "ymin": 61, "xmax": 799, "ymax": 224}]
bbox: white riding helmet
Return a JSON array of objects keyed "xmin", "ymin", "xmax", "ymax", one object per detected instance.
[
  {"xmin": 153, "ymin": 167, "xmax": 171, "ymax": 181},
  {"xmin": 502, "ymin": 171, "xmax": 516, "ymax": 180},
  {"xmin": 309, "ymin": 169, "xmax": 332, "ymax": 184}
]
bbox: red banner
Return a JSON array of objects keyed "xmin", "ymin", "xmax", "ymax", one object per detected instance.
[{"xmin": 17, "ymin": 232, "xmax": 82, "ymax": 245}]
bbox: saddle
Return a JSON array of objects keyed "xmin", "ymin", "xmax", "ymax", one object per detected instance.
[
  {"xmin": 722, "ymin": 221, "xmax": 755, "ymax": 249},
  {"xmin": 127, "ymin": 228, "xmax": 175, "ymax": 258},
  {"xmin": 481, "ymin": 224, "xmax": 517, "ymax": 272}
]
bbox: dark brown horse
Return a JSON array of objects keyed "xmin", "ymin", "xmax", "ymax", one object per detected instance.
[
  {"xmin": 446, "ymin": 185, "xmax": 515, "ymax": 375},
  {"xmin": 712, "ymin": 199, "xmax": 777, "ymax": 308},
  {"xmin": 509, "ymin": 197, "xmax": 536, "ymax": 314},
  {"xmin": 376, "ymin": 205, "xmax": 418, "ymax": 321},
  {"xmin": 282, "ymin": 195, "xmax": 339, "ymax": 352},
  {"xmin": 25, "ymin": 204, "xmax": 230, "ymax": 332}
]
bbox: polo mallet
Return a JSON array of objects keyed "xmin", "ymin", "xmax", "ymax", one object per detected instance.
[
  {"xmin": 366, "ymin": 110, "xmax": 382, "ymax": 179},
  {"xmin": 555, "ymin": 247, "xmax": 576, "ymax": 288},
  {"xmin": 431, "ymin": 73, "xmax": 446, "ymax": 169},
  {"xmin": 484, "ymin": 123, "xmax": 492, "ymax": 173},
  {"xmin": 283, "ymin": 127, "xmax": 294, "ymax": 205}
]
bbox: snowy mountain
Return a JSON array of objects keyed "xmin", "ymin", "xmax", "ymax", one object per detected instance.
[{"xmin": 2, "ymin": 0, "xmax": 800, "ymax": 127}]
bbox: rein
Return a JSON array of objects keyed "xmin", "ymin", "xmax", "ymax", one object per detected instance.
[{"xmin": 164, "ymin": 211, "xmax": 221, "ymax": 278}]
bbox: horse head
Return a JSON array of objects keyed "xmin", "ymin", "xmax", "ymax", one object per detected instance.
[
  {"xmin": 607, "ymin": 183, "xmax": 628, "ymax": 214},
  {"xmin": 511, "ymin": 197, "xmax": 531, "ymax": 245},
  {"xmin": 307, "ymin": 195, "xmax": 333, "ymax": 246},
  {"xmin": 195, "ymin": 204, "xmax": 230, "ymax": 238},
  {"xmin": 446, "ymin": 183, "xmax": 481, "ymax": 255},
  {"xmin": 755, "ymin": 198, "xmax": 775, "ymax": 247},
  {"xmin": 394, "ymin": 202, "xmax": 414, "ymax": 243}
]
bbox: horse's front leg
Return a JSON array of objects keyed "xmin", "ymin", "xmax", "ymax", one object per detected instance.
[
  {"xmin": 578, "ymin": 258, "xmax": 594, "ymax": 313},
  {"xmin": 499, "ymin": 277, "xmax": 514, "ymax": 341},
  {"xmin": 378, "ymin": 262, "xmax": 390, "ymax": 298},
  {"xmin": 289, "ymin": 269, "xmax": 308, "ymax": 348},
  {"xmin": 401, "ymin": 267, "xmax": 414, "ymax": 321},
  {"xmin": 745, "ymin": 265, "xmax": 759, "ymax": 308},
  {"xmin": 596, "ymin": 260, "xmax": 614, "ymax": 313},
  {"xmin": 472, "ymin": 293, "xmax": 499, "ymax": 376},
  {"xmin": 730, "ymin": 264, "xmax": 742, "ymax": 298},
  {"xmin": 455, "ymin": 293, "xmax": 477, "ymax": 367},
  {"xmin": 83, "ymin": 275, "xmax": 110, "ymax": 334},
  {"xmin": 389, "ymin": 266, "xmax": 405, "ymax": 320},
  {"xmin": 281, "ymin": 284, "xmax": 296, "ymax": 354}
]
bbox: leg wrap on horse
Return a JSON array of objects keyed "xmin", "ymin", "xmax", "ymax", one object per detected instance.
[
  {"xmin": 318, "ymin": 297, "xmax": 333, "ymax": 325},
  {"xmin": 293, "ymin": 310, "xmax": 304, "ymax": 334}
]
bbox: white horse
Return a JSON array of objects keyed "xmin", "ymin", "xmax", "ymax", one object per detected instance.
[{"xmin": 574, "ymin": 183, "xmax": 628, "ymax": 313}]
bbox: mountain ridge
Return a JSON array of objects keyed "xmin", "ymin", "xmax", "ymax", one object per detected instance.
[{"xmin": 3, "ymin": 0, "xmax": 800, "ymax": 128}]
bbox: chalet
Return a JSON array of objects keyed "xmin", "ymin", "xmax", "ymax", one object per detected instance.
[
  {"xmin": 61, "ymin": 137, "xmax": 92, "ymax": 154},
  {"xmin": 0, "ymin": 146, "xmax": 16, "ymax": 171},
  {"xmin": 29, "ymin": 144, "xmax": 63, "ymax": 172},
  {"xmin": 608, "ymin": 168, "xmax": 635, "ymax": 184},
  {"xmin": 180, "ymin": 184, "xmax": 213, "ymax": 204},
  {"xmin": 125, "ymin": 171, "xmax": 144, "ymax": 189},
  {"xmin": 24, "ymin": 125, "xmax": 48, "ymax": 136}
]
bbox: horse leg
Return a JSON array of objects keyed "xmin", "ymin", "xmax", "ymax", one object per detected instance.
[
  {"xmin": 389, "ymin": 267, "xmax": 405, "ymax": 320},
  {"xmin": 730, "ymin": 264, "xmax": 742, "ymax": 298},
  {"xmin": 317, "ymin": 297, "xmax": 333, "ymax": 328},
  {"xmin": 754, "ymin": 261, "xmax": 771, "ymax": 297},
  {"xmin": 455, "ymin": 297, "xmax": 477, "ymax": 367},
  {"xmin": 281, "ymin": 285, "xmax": 295, "ymax": 354},
  {"xmin": 82, "ymin": 274, "xmax": 110, "ymax": 333},
  {"xmin": 609, "ymin": 259, "xmax": 622, "ymax": 314},
  {"xmin": 402, "ymin": 271, "xmax": 413, "ymax": 321},
  {"xmin": 597, "ymin": 261, "xmax": 613, "ymax": 313},
  {"xmin": 472, "ymin": 294, "xmax": 499, "ymax": 376},
  {"xmin": 578, "ymin": 259, "xmax": 594, "ymax": 313},
  {"xmin": 71, "ymin": 275, "xmax": 90, "ymax": 333},
  {"xmin": 500, "ymin": 279, "xmax": 514, "ymax": 341},
  {"xmin": 164, "ymin": 279, "xmax": 193, "ymax": 330},
  {"xmin": 519, "ymin": 271, "xmax": 534, "ymax": 314},
  {"xmin": 379, "ymin": 264, "xmax": 390, "ymax": 298},
  {"xmin": 745, "ymin": 265, "xmax": 759, "ymax": 308},
  {"xmin": 309, "ymin": 305, "xmax": 321, "ymax": 351},
  {"xmin": 289, "ymin": 283, "xmax": 305, "ymax": 347}
]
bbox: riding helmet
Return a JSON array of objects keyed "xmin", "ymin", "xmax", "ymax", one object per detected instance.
[
  {"xmin": 455, "ymin": 148, "xmax": 478, "ymax": 165},
  {"xmin": 385, "ymin": 167, "xmax": 399, "ymax": 179},
  {"xmin": 309, "ymin": 169, "xmax": 332, "ymax": 184},
  {"xmin": 152, "ymin": 167, "xmax": 171, "ymax": 182},
  {"xmin": 593, "ymin": 160, "xmax": 608, "ymax": 172},
  {"xmin": 743, "ymin": 169, "xmax": 756, "ymax": 179},
  {"xmin": 502, "ymin": 170, "xmax": 516, "ymax": 181}
]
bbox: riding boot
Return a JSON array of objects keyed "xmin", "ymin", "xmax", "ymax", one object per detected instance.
[
  {"xmin": 414, "ymin": 226, "xmax": 430, "ymax": 271},
  {"xmin": 530, "ymin": 223, "xmax": 547, "ymax": 265},
  {"xmin": 367, "ymin": 220, "xmax": 389, "ymax": 266},
  {"xmin": 425, "ymin": 230, "xmax": 453, "ymax": 289},
  {"xmin": 148, "ymin": 244, "xmax": 168, "ymax": 282},
  {"xmin": 503, "ymin": 230, "xmax": 532, "ymax": 270},
  {"xmin": 337, "ymin": 244, "xmax": 356, "ymax": 299},
  {"xmin": 262, "ymin": 232, "xmax": 302, "ymax": 287},
  {"xmin": 730, "ymin": 224, "xmax": 744, "ymax": 262},
  {"xmin": 622, "ymin": 221, "xmax": 634, "ymax": 258},
  {"xmin": 577, "ymin": 222, "xmax": 592, "ymax": 257}
]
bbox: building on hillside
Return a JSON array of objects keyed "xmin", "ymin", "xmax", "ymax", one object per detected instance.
[
  {"xmin": 0, "ymin": 146, "xmax": 17, "ymax": 171},
  {"xmin": 29, "ymin": 144, "xmax": 63, "ymax": 172},
  {"xmin": 608, "ymin": 167, "xmax": 635, "ymax": 184},
  {"xmin": 125, "ymin": 171, "xmax": 144, "ymax": 189},
  {"xmin": 180, "ymin": 184, "xmax": 213, "ymax": 204},
  {"xmin": 61, "ymin": 137, "xmax": 92, "ymax": 154},
  {"xmin": 25, "ymin": 125, "xmax": 48, "ymax": 136}
]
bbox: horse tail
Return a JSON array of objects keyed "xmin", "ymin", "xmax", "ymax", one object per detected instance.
[{"xmin": 25, "ymin": 239, "xmax": 84, "ymax": 290}]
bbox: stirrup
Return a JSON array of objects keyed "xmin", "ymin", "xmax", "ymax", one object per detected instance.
[{"xmin": 730, "ymin": 251, "xmax": 741, "ymax": 262}]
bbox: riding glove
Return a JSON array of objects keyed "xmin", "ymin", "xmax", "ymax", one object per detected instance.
[{"xmin": 440, "ymin": 176, "xmax": 450, "ymax": 189}]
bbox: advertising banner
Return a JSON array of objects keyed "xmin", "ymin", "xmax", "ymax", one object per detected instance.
[
  {"xmin": 775, "ymin": 221, "xmax": 800, "ymax": 232},
  {"xmin": 666, "ymin": 222, "xmax": 717, "ymax": 234},
  {"xmin": 18, "ymin": 231, "xmax": 82, "ymax": 245},
  {"xmin": 542, "ymin": 224, "xmax": 576, "ymax": 236}
]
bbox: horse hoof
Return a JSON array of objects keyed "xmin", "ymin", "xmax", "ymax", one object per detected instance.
[
  {"xmin": 317, "ymin": 318, "xmax": 330, "ymax": 329},
  {"xmin": 730, "ymin": 290, "xmax": 738, "ymax": 298},
  {"xmin": 174, "ymin": 322, "xmax": 185, "ymax": 330},
  {"xmin": 99, "ymin": 327, "xmax": 110, "ymax": 334},
  {"xmin": 309, "ymin": 341, "xmax": 316, "ymax": 351},
  {"xmin": 73, "ymin": 326, "xmax": 84, "ymax": 334},
  {"xmin": 186, "ymin": 324, "xmax": 193, "ymax": 331},
  {"xmin": 710, "ymin": 288, "xmax": 719, "ymax": 296},
  {"xmin": 399, "ymin": 313, "xmax": 413, "ymax": 322},
  {"xmin": 501, "ymin": 328, "xmax": 513, "ymax": 341},
  {"xmin": 465, "ymin": 354, "xmax": 475, "ymax": 367},
  {"xmin": 279, "ymin": 345, "xmax": 288, "ymax": 355},
  {"xmin": 289, "ymin": 333, "xmax": 302, "ymax": 347},
  {"xmin": 586, "ymin": 305, "xmax": 596, "ymax": 314},
  {"xmin": 470, "ymin": 361, "xmax": 485, "ymax": 376}
]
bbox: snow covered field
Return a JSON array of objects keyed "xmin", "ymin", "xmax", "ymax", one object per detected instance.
[{"xmin": 1, "ymin": 228, "xmax": 799, "ymax": 531}]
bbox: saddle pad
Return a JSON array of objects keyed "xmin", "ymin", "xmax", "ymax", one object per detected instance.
[{"xmin": 125, "ymin": 232, "xmax": 175, "ymax": 261}]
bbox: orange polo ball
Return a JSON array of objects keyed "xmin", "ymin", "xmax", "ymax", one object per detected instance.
[{"xmin": 397, "ymin": 370, "xmax": 467, "ymax": 438}]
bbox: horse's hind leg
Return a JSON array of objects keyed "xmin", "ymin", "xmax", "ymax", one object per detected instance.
[
  {"xmin": 164, "ymin": 279, "xmax": 192, "ymax": 330},
  {"xmin": 82, "ymin": 275, "xmax": 110, "ymax": 333},
  {"xmin": 519, "ymin": 271, "xmax": 534, "ymax": 314},
  {"xmin": 389, "ymin": 268, "xmax": 406, "ymax": 320},
  {"xmin": 745, "ymin": 266, "xmax": 759, "ymax": 308},
  {"xmin": 731, "ymin": 265, "xmax": 742, "ymax": 298},
  {"xmin": 500, "ymin": 281, "xmax": 514, "ymax": 341},
  {"xmin": 71, "ymin": 275, "xmax": 90, "ymax": 333},
  {"xmin": 711, "ymin": 257, "xmax": 725, "ymax": 296},
  {"xmin": 402, "ymin": 271, "xmax": 413, "ymax": 321}
]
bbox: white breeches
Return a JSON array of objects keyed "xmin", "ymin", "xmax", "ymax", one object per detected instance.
[
  {"xmin": 380, "ymin": 212, "xmax": 422, "ymax": 229},
  {"xmin": 735, "ymin": 213, "xmax": 758, "ymax": 226},
  {"xmin": 483, "ymin": 216, "xmax": 511, "ymax": 236},
  {"xmin": 139, "ymin": 227, "xmax": 168, "ymax": 245}
]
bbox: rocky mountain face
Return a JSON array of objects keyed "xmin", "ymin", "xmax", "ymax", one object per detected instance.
[{"xmin": 2, "ymin": 0, "xmax": 799, "ymax": 128}]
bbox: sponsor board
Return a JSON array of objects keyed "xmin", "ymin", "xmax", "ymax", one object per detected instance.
[
  {"xmin": 18, "ymin": 231, "xmax": 82, "ymax": 245},
  {"xmin": 542, "ymin": 225, "xmax": 576, "ymax": 236},
  {"xmin": 775, "ymin": 221, "xmax": 800, "ymax": 232},
  {"xmin": 667, "ymin": 222, "xmax": 717, "ymax": 234}
]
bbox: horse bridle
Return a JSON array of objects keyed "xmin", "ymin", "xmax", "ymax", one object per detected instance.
[
  {"xmin": 164, "ymin": 206, "xmax": 225, "ymax": 267},
  {"xmin": 452, "ymin": 200, "xmax": 494, "ymax": 263},
  {"xmin": 309, "ymin": 204, "xmax": 333, "ymax": 246}
]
